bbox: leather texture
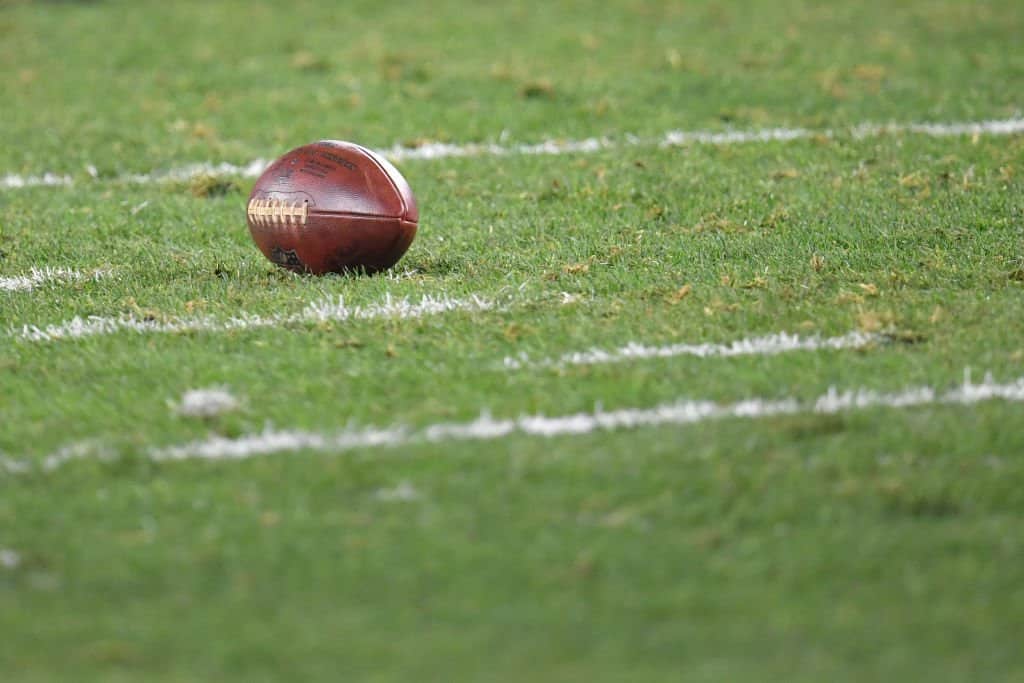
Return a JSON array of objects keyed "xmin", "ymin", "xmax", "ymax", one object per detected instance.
[{"xmin": 247, "ymin": 141, "xmax": 418, "ymax": 274}]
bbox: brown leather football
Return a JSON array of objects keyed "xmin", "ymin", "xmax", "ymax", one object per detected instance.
[{"xmin": 246, "ymin": 141, "xmax": 418, "ymax": 274}]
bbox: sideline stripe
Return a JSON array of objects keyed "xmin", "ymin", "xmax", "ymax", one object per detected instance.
[
  {"xmin": 12, "ymin": 293, "xmax": 495, "ymax": 342},
  {"xmin": 373, "ymin": 117, "xmax": 1024, "ymax": 160},
  {"xmin": 2, "ymin": 117, "xmax": 1022, "ymax": 190},
  {"xmin": 0, "ymin": 267, "xmax": 112, "ymax": 293},
  {"xmin": 4, "ymin": 373, "xmax": 1022, "ymax": 473},
  {"xmin": 0, "ymin": 173, "xmax": 73, "ymax": 190},
  {"xmin": 503, "ymin": 331, "xmax": 882, "ymax": 370}
]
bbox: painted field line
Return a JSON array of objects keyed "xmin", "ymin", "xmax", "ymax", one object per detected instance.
[
  {"xmin": 2, "ymin": 117, "xmax": 1022, "ymax": 190},
  {"xmin": 0, "ymin": 442, "xmax": 114, "ymax": 474},
  {"xmin": 156, "ymin": 373, "xmax": 1021, "ymax": 464},
  {"xmin": 0, "ymin": 267, "xmax": 112, "ymax": 293},
  {"xmin": 384, "ymin": 117, "xmax": 1024, "ymax": 160},
  {"xmin": 503, "ymin": 330, "xmax": 882, "ymax": 370},
  {"xmin": 12, "ymin": 293, "xmax": 495, "ymax": 343},
  {"xmin": 119, "ymin": 159, "xmax": 271, "ymax": 185},
  {"xmin": 4, "ymin": 373, "xmax": 1021, "ymax": 474},
  {"xmin": 0, "ymin": 172, "xmax": 73, "ymax": 190}
]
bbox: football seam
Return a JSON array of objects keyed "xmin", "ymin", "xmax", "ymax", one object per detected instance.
[{"xmin": 307, "ymin": 209, "xmax": 406, "ymax": 220}]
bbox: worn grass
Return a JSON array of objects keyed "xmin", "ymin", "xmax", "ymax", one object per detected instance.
[{"xmin": 1, "ymin": 0, "xmax": 1024, "ymax": 681}]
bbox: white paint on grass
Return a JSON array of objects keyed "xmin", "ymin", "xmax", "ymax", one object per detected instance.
[
  {"xmin": 5, "ymin": 373, "xmax": 1019, "ymax": 473},
  {"xmin": 0, "ymin": 267, "xmax": 112, "ymax": 293},
  {"xmin": 150, "ymin": 373, "xmax": 1024, "ymax": 461},
  {"xmin": 382, "ymin": 117, "xmax": 1024, "ymax": 160},
  {"xmin": 381, "ymin": 136, "xmax": 611, "ymax": 161},
  {"xmin": 2, "ymin": 117, "xmax": 1022, "ymax": 190},
  {"xmin": 120, "ymin": 159, "xmax": 271, "ymax": 185},
  {"xmin": 660, "ymin": 126, "xmax": 813, "ymax": 147},
  {"xmin": 0, "ymin": 457, "xmax": 31, "ymax": 475},
  {"xmin": 1, "ymin": 172, "xmax": 72, "ymax": 189},
  {"xmin": 177, "ymin": 387, "xmax": 240, "ymax": 418},
  {"xmin": 503, "ymin": 331, "xmax": 882, "ymax": 370},
  {"xmin": 13, "ymin": 293, "xmax": 495, "ymax": 343},
  {"xmin": 853, "ymin": 118, "xmax": 1024, "ymax": 139},
  {"xmin": 154, "ymin": 425, "xmax": 411, "ymax": 462},
  {"xmin": 39, "ymin": 442, "xmax": 115, "ymax": 472},
  {"xmin": 374, "ymin": 481, "xmax": 421, "ymax": 502},
  {"xmin": 0, "ymin": 549, "xmax": 21, "ymax": 570}
]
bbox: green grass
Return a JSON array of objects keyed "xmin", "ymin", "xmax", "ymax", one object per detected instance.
[
  {"xmin": 2, "ymin": 0, "xmax": 1022, "ymax": 172},
  {"xmin": 2, "ymin": 0, "xmax": 1024, "ymax": 681}
]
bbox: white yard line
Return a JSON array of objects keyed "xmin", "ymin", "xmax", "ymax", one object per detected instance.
[
  {"xmin": 2, "ymin": 117, "xmax": 1022, "ymax": 190},
  {"xmin": 119, "ymin": 159, "xmax": 271, "ymax": 184},
  {"xmin": 5, "ymin": 373, "xmax": 1022, "ymax": 473},
  {"xmin": 119, "ymin": 374, "xmax": 1024, "ymax": 460},
  {"xmin": 503, "ymin": 331, "xmax": 882, "ymax": 370},
  {"xmin": 12, "ymin": 293, "xmax": 495, "ymax": 342},
  {"xmin": 383, "ymin": 117, "xmax": 1024, "ymax": 159},
  {"xmin": 0, "ymin": 173, "xmax": 73, "ymax": 189},
  {"xmin": 0, "ymin": 267, "xmax": 112, "ymax": 293}
]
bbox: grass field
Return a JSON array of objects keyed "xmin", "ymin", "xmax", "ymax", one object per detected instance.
[{"xmin": 2, "ymin": 0, "xmax": 1024, "ymax": 680}]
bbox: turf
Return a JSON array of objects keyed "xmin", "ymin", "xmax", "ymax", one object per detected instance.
[{"xmin": 2, "ymin": 0, "xmax": 1024, "ymax": 681}]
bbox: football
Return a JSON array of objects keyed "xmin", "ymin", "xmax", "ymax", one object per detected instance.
[{"xmin": 246, "ymin": 140, "xmax": 418, "ymax": 274}]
